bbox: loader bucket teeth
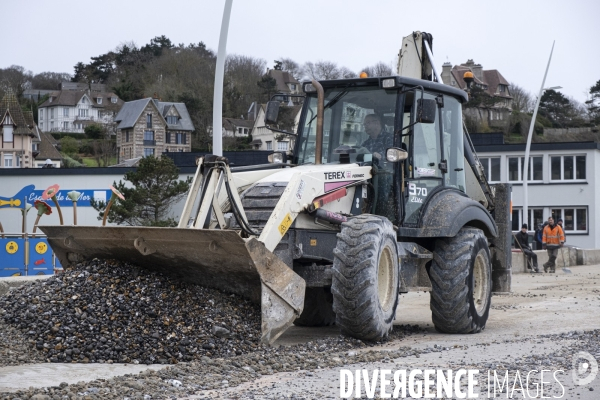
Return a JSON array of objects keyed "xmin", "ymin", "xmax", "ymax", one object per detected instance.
[{"xmin": 40, "ymin": 226, "xmax": 305, "ymax": 345}]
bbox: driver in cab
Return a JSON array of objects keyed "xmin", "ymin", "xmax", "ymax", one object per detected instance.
[{"xmin": 361, "ymin": 114, "xmax": 393, "ymax": 165}]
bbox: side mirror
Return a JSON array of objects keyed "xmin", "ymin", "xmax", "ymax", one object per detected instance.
[
  {"xmin": 265, "ymin": 101, "xmax": 280, "ymax": 125},
  {"xmin": 417, "ymin": 98, "xmax": 437, "ymax": 124}
]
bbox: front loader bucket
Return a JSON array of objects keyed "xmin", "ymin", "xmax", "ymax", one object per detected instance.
[{"xmin": 39, "ymin": 226, "xmax": 305, "ymax": 344}]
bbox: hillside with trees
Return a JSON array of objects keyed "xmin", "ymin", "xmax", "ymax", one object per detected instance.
[{"xmin": 1, "ymin": 35, "xmax": 598, "ymax": 153}]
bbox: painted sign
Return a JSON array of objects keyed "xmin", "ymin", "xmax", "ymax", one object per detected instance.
[
  {"xmin": 30, "ymin": 189, "xmax": 112, "ymax": 207},
  {"xmin": 0, "ymin": 185, "xmax": 35, "ymax": 209},
  {"xmin": 1, "ymin": 185, "xmax": 112, "ymax": 208}
]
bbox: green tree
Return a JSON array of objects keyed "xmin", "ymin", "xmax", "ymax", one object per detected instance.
[
  {"xmin": 60, "ymin": 136, "xmax": 79, "ymax": 155},
  {"xmin": 585, "ymin": 80, "xmax": 600, "ymax": 124},
  {"xmin": 91, "ymin": 156, "xmax": 191, "ymax": 226},
  {"xmin": 539, "ymin": 89, "xmax": 575, "ymax": 128},
  {"xmin": 84, "ymin": 123, "xmax": 104, "ymax": 139}
]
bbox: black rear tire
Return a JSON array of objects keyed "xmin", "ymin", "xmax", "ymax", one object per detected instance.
[
  {"xmin": 429, "ymin": 227, "xmax": 492, "ymax": 333},
  {"xmin": 294, "ymin": 287, "xmax": 336, "ymax": 327},
  {"xmin": 331, "ymin": 215, "xmax": 399, "ymax": 341}
]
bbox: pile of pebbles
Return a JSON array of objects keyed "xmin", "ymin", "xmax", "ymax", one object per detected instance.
[
  {"xmin": 0, "ymin": 259, "xmax": 420, "ymax": 368},
  {"xmin": 0, "ymin": 259, "xmax": 264, "ymax": 365}
]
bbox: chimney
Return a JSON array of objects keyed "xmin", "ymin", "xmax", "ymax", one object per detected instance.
[
  {"xmin": 441, "ymin": 62, "xmax": 452, "ymax": 85},
  {"xmin": 471, "ymin": 63, "xmax": 483, "ymax": 82}
]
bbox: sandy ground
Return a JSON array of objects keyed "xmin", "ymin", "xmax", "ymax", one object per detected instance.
[
  {"xmin": 1, "ymin": 266, "xmax": 599, "ymax": 399},
  {"xmin": 196, "ymin": 265, "xmax": 600, "ymax": 399}
]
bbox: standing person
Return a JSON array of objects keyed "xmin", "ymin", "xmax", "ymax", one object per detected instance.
[
  {"xmin": 557, "ymin": 218, "xmax": 566, "ymax": 243},
  {"xmin": 534, "ymin": 223, "xmax": 544, "ymax": 250},
  {"xmin": 515, "ymin": 224, "xmax": 539, "ymax": 272},
  {"xmin": 542, "ymin": 217, "xmax": 565, "ymax": 273}
]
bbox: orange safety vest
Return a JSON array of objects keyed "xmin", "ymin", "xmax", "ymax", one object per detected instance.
[{"xmin": 542, "ymin": 224, "xmax": 564, "ymax": 247}]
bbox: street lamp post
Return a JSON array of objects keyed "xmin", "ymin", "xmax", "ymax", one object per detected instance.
[
  {"xmin": 522, "ymin": 41, "xmax": 558, "ymax": 230},
  {"xmin": 212, "ymin": 0, "xmax": 234, "ymax": 156}
]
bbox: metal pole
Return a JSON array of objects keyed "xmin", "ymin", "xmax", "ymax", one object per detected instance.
[
  {"xmin": 212, "ymin": 0, "xmax": 233, "ymax": 156},
  {"xmin": 523, "ymin": 41, "xmax": 554, "ymax": 230}
]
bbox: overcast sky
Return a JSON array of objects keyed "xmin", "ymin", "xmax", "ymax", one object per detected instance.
[{"xmin": 3, "ymin": 0, "xmax": 598, "ymax": 104}]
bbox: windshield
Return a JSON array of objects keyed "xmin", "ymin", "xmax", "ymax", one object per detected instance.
[{"xmin": 296, "ymin": 86, "xmax": 397, "ymax": 165}]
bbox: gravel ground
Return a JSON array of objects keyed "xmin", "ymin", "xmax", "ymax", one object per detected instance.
[{"xmin": 1, "ymin": 261, "xmax": 599, "ymax": 399}]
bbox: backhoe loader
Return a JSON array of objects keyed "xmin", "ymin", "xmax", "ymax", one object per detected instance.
[{"xmin": 41, "ymin": 32, "xmax": 512, "ymax": 344}]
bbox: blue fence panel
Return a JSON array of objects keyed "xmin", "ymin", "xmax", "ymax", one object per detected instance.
[
  {"xmin": 0, "ymin": 238, "xmax": 26, "ymax": 277},
  {"xmin": 28, "ymin": 238, "xmax": 55, "ymax": 275}
]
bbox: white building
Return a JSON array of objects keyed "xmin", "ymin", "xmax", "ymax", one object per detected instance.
[
  {"xmin": 474, "ymin": 140, "xmax": 599, "ymax": 249},
  {"xmin": 38, "ymin": 90, "xmax": 123, "ymax": 133}
]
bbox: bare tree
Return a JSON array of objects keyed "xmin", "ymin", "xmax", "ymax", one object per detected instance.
[
  {"xmin": 277, "ymin": 57, "xmax": 302, "ymax": 79},
  {"xmin": 509, "ymin": 82, "xmax": 533, "ymax": 113},
  {"xmin": 302, "ymin": 61, "xmax": 356, "ymax": 80},
  {"xmin": 361, "ymin": 62, "xmax": 393, "ymax": 77}
]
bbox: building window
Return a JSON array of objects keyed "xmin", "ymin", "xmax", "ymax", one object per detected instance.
[
  {"xmin": 97, "ymin": 97, "xmax": 102, "ymax": 104},
  {"xmin": 50, "ymin": 108, "xmax": 55, "ymax": 118},
  {"xmin": 78, "ymin": 109, "xmax": 88, "ymax": 117},
  {"xmin": 39, "ymin": 111, "xmax": 43, "ymax": 121},
  {"xmin": 16, "ymin": 155, "xmax": 20, "ymax": 167},
  {"xmin": 165, "ymin": 132, "xmax": 171, "ymax": 143},
  {"xmin": 33, "ymin": 143, "xmax": 39, "ymax": 151},
  {"xmin": 146, "ymin": 114, "xmax": 152, "ymax": 129},
  {"xmin": 266, "ymin": 141, "xmax": 272, "ymax": 150},
  {"xmin": 508, "ymin": 156, "xmax": 542, "ymax": 182},
  {"xmin": 512, "ymin": 208, "xmax": 544, "ymax": 231},
  {"xmin": 166, "ymin": 116, "xmax": 178, "ymax": 124},
  {"xmin": 144, "ymin": 130, "xmax": 155, "ymax": 146},
  {"xmin": 3, "ymin": 124, "xmax": 13, "ymax": 142},
  {"xmin": 144, "ymin": 148, "xmax": 155, "ymax": 157},
  {"xmin": 238, "ymin": 127, "xmax": 243, "ymax": 135},
  {"xmin": 125, "ymin": 131, "xmax": 130, "ymax": 143},
  {"xmin": 111, "ymin": 97, "xmax": 117, "ymax": 104},
  {"xmin": 63, "ymin": 122, "xmax": 69, "ymax": 130},
  {"xmin": 4, "ymin": 154, "xmax": 13, "ymax": 168},
  {"xmin": 176, "ymin": 133, "xmax": 186, "ymax": 144},
  {"xmin": 479, "ymin": 157, "xmax": 500, "ymax": 182},
  {"xmin": 551, "ymin": 207, "xmax": 588, "ymax": 233},
  {"xmin": 277, "ymin": 141, "xmax": 288, "ymax": 151},
  {"xmin": 63, "ymin": 108, "xmax": 69, "ymax": 117},
  {"xmin": 499, "ymin": 85, "xmax": 505, "ymax": 93},
  {"xmin": 550, "ymin": 155, "xmax": 586, "ymax": 181},
  {"xmin": 290, "ymin": 84, "xmax": 297, "ymax": 91},
  {"xmin": 81, "ymin": 97, "xmax": 86, "ymax": 104}
]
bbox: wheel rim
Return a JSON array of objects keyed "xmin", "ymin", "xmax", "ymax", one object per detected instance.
[
  {"xmin": 472, "ymin": 249, "xmax": 490, "ymax": 316},
  {"xmin": 377, "ymin": 246, "xmax": 395, "ymax": 312}
]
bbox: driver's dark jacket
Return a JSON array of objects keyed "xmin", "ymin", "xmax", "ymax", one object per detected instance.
[{"xmin": 361, "ymin": 131, "xmax": 393, "ymax": 164}]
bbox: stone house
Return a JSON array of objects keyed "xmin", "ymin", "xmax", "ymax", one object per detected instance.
[
  {"xmin": 114, "ymin": 98, "xmax": 194, "ymax": 163},
  {"xmin": 441, "ymin": 60, "xmax": 512, "ymax": 129}
]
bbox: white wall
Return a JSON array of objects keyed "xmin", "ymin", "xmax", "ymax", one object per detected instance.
[
  {"xmin": 0, "ymin": 170, "xmax": 193, "ymax": 235},
  {"xmin": 476, "ymin": 145, "xmax": 598, "ymax": 249}
]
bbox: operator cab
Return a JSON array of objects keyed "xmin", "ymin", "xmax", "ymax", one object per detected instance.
[{"xmin": 289, "ymin": 76, "xmax": 468, "ymax": 227}]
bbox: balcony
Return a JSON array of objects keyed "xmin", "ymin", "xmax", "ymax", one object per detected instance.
[{"xmin": 143, "ymin": 140, "xmax": 156, "ymax": 146}]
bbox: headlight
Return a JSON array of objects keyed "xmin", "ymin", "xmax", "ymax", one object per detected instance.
[
  {"xmin": 268, "ymin": 152, "xmax": 285, "ymax": 163},
  {"xmin": 381, "ymin": 78, "xmax": 396, "ymax": 89},
  {"xmin": 386, "ymin": 147, "xmax": 408, "ymax": 162},
  {"xmin": 303, "ymin": 83, "xmax": 316, "ymax": 93}
]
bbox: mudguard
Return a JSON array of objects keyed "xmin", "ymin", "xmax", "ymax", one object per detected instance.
[{"xmin": 399, "ymin": 187, "xmax": 498, "ymax": 238}]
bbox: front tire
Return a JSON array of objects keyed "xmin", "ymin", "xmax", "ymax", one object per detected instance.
[
  {"xmin": 429, "ymin": 227, "xmax": 492, "ymax": 333},
  {"xmin": 331, "ymin": 215, "xmax": 399, "ymax": 341}
]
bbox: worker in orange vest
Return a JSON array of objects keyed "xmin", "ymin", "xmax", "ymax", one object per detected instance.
[{"xmin": 542, "ymin": 216, "xmax": 565, "ymax": 273}]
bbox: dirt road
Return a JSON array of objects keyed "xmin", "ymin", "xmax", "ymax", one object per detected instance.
[{"xmin": 197, "ymin": 265, "xmax": 600, "ymax": 399}]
